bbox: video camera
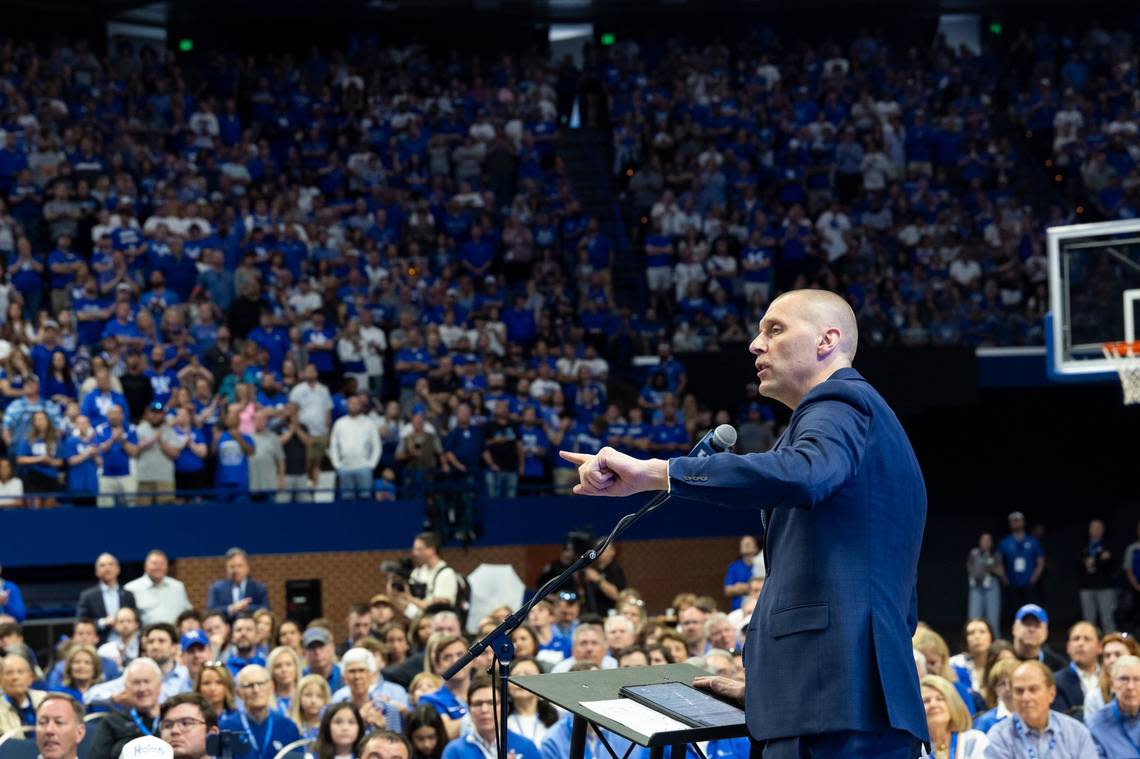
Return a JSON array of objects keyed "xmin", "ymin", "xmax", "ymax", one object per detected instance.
[{"xmin": 380, "ymin": 558, "xmax": 427, "ymax": 599}]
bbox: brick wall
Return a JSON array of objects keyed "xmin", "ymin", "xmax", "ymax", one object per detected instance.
[{"xmin": 172, "ymin": 537, "xmax": 738, "ymax": 641}]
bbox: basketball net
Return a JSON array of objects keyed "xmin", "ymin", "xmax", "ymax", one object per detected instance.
[{"xmin": 1103, "ymin": 341, "xmax": 1140, "ymax": 405}]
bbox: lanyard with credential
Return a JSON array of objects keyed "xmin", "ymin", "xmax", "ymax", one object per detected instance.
[
  {"xmin": 240, "ymin": 711, "xmax": 275, "ymax": 758},
  {"xmin": 130, "ymin": 709, "xmax": 158, "ymax": 736},
  {"xmin": 1012, "ymin": 715, "xmax": 1056, "ymax": 759},
  {"xmin": 1113, "ymin": 701, "xmax": 1140, "ymax": 756},
  {"xmin": 948, "ymin": 732, "xmax": 958, "ymax": 759}
]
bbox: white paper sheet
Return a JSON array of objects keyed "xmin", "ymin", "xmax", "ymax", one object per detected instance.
[{"xmin": 579, "ymin": 698, "xmax": 689, "ymax": 737}]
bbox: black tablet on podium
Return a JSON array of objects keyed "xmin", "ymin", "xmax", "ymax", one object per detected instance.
[
  {"xmin": 618, "ymin": 682, "xmax": 746, "ymax": 729},
  {"xmin": 510, "ymin": 663, "xmax": 749, "ymax": 759}
]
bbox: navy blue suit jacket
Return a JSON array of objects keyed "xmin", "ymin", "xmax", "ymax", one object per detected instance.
[
  {"xmin": 206, "ymin": 578, "xmax": 269, "ymax": 618},
  {"xmin": 669, "ymin": 368, "xmax": 928, "ymax": 744},
  {"xmin": 1051, "ymin": 665, "xmax": 1085, "ymax": 719}
]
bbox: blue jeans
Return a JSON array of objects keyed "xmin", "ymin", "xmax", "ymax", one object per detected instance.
[
  {"xmin": 968, "ymin": 581, "xmax": 1001, "ymax": 635},
  {"xmin": 484, "ymin": 470, "xmax": 518, "ymax": 499},
  {"xmin": 757, "ymin": 728, "xmax": 922, "ymax": 759},
  {"xmin": 338, "ymin": 468, "xmax": 373, "ymax": 500}
]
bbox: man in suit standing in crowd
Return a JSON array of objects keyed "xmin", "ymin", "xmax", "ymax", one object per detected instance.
[
  {"xmin": 76, "ymin": 553, "xmax": 137, "ymax": 641},
  {"xmin": 206, "ymin": 548, "xmax": 268, "ymax": 620},
  {"xmin": 562, "ymin": 290, "xmax": 928, "ymax": 758}
]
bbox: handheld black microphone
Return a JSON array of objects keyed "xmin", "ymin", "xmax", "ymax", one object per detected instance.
[{"xmin": 690, "ymin": 423, "xmax": 738, "ymax": 457}]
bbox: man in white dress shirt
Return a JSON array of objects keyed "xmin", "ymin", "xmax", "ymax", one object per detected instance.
[{"xmin": 124, "ymin": 550, "xmax": 192, "ymax": 626}]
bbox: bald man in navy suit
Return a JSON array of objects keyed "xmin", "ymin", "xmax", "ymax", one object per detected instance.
[{"xmin": 562, "ymin": 290, "xmax": 928, "ymax": 759}]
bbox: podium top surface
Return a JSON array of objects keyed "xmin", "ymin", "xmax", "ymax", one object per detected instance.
[{"xmin": 510, "ymin": 663, "xmax": 748, "ymax": 748}]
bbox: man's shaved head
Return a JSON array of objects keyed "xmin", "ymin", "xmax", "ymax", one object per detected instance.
[
  {"xmin": 750, "ymin": 289, "xmax": 859, "ymax": 409},
  {"xmin": 771, "ymin": 289, "xmax": 859, "ymax": 361}
]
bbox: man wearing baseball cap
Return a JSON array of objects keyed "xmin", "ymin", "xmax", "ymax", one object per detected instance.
[
  {"xmin": 1011, "ymin": 604, "xmax": 1067, "ymax": 671},
  {"xmin": 301, "ymin": 627, "xmax": 344, "ymax": 692},
  {"xmin": 135, "ymin": 402, "xmax": 179, "ymax": 506},
  {"xmin": 998, "ymin": 511, "xmax": 1045, "ymax": 628},
  {"xmin": 180, "ymin": 630, "xmax": 211, "ymax": 685}
]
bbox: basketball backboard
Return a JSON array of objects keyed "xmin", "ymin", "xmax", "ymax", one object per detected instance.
[{"xmin": 1047, "ymin": 219, "xmax": 1140, "ymax": 381}]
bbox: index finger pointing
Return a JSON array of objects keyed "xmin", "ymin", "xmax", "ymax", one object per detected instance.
[{"xmin": 559, "ymin": 450, "xmax": 592, "ymax": 465}]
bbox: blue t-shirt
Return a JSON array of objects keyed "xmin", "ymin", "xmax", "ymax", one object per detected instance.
[
  {"xmin": 742, "ymin": 246, "xmax": 773, "ymax": 283},
  {"xmin": 459, "ymin": 239, "xmax": 494, "ymax": 272},
  {"xmin": 998, "ymin": 533, "xmax": 1044, "ymax": 587},
  {"xmin": 444, "ymin": 425, "xmax": 485, "ymax": 471},
  {"xmin": 724, "ymin": 558, "xmax": 754, "ymax": 611},
  {"xmin": 215, "ymin": 432, "xmax": 253, "ymax": 488},
  {"xmin": 59, "ymin": 432, "xmax": 100, "ymax": 495},
  {"xmin": 82, "ymin": 391, "xmax": 128, "ymax": 428},
  {"xmin": 16, "ymin": 437, "xmax": 61, "ymax": 479},
  {"xmin": 148, "ymin": 370, "xmax": 179, "ymax": 406},
  {"xmin": 645, "ymin": 234, "xmax": 673, "ymax": 268},
  {"xmin": 650, "ymin": 423, "xmax": 689, "ymax": 454},
  {"xmin": 217, "ymin": 711, "xmax": 300, "ymax": 759},
  {"xmin": 518, "ymin": 423, "xmax": 549, "ymax": 478},
  {"xmin": 395, "ymin": 347, "xmax": 431, "ymax": 388},
  {"xmin": 139, "ymin": 288, "xmax": 180, "ymax": 313},
  {"xmin": 248, "ymin": 326, "xmax": 289, "ymax": 372},
  {"xmin": 94, "ymin": 423, "xmax": 137, "ymax": 477},
  {"xmin": 303, "ymin": 327, "xmax": 337, "ymax": 373},
  {"xmin": 171, "ymin": 427, "xmax": 207, "ymax": 473},
  {"xmin": 102, "ymin": 318, "xmax": 143, "ymax": 344},
  {"xmin": 48, "ymin": 249, "xmax": 81, "ymax": 290},
  {"xmin": 74, "ymin": 295, "xmax": 111, "ymax": 345}
]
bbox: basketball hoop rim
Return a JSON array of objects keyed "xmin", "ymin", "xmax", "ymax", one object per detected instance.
[{"xmin": 1103, "ymin": 341, "xmax": 1140, "ymax": 358}]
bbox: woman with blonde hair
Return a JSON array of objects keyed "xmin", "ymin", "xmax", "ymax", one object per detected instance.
[
  {"xmin": 618, "ymin": 597, "xmax": 648, "ymax": 634},
  {"xmin": 920, "ymin": 675, "xmax": 988, "ymax": 758},
  {"xmin": 55, "ymin": 644, "xmax": 104, "ymax": 701},
  {"xmin": 913, "ymin": 627, "xmax": 975, "ymax": 713},
  {"xmin": 267, "ymin": 645, "xmax": 303, "ymax": 716},
  {"xmin": 196, "ymin": 661, "xmax": 238, "ymax": 722},
  {"xmin": 292, "ymin": 673, "xmax": 332, "ymax": 739},
  {"xmin": 407, "ymin": 673, "xmax": 443, "ymax": 706},
  {"xmin": 973, "ymin": 657, "xmax": 1021, "ymax": 733}
]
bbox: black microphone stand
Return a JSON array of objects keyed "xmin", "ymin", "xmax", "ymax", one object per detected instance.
[{"xmin": 441, "ymin": 487, "xmax": 674, "ymax": 759}]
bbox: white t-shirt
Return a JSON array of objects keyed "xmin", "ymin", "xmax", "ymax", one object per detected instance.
[
  {"xmin": 0, "ymin": 476, "xmax": 23, "ymax": 507},
  {"xmin": 288, "ymin": 382, "xmax": 333, "ymax": 437}
]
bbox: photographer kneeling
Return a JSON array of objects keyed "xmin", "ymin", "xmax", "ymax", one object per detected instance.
[{"xmin": 387, "ymin": 533, "xmax": 459, "ymax": 618}]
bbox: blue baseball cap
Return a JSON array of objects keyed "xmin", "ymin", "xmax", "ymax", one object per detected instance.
[
  {"xmin": 180, "ymin": 629, "xmax": 209, "ymax": 651},
  {"xmin": 1015, "ymin": 604, "xmax": 1048, "ymax": 624}
]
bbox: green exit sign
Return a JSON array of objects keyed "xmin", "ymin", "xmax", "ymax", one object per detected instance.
[
  {"xmin": 601, "ymin": 33, "xmax": 616, "ymax": 46},
  {"xmin": 178, "ymin": 38, "xmax": 194, "ymax": 52}
]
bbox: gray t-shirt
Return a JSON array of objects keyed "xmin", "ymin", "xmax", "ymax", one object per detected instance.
[
  {"xmin": 249, "ymin": 431, "xmax": 284, "ymax": 492},
  {"xmin": 135, "ymin": 421, "xmax": 177, "ymax": 482}
]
